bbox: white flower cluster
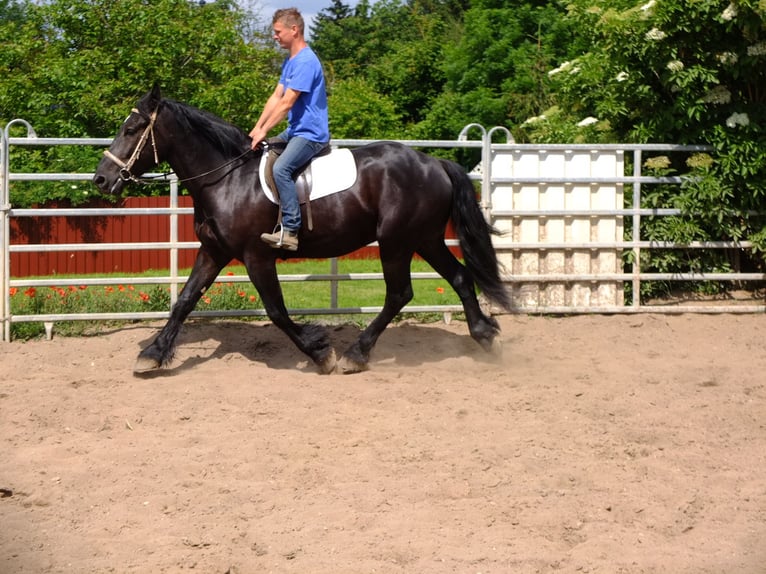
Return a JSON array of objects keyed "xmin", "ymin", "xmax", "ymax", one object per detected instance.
[
  {"xmin": 548, "ymin": 60, "xmax": 580, "ymax": 77},
  {"xmin": 666, "ymin": 60, "xmax": 684, "ymax": 72},
  {"xmin": 644, "ymin": 155, "xmax": 671, "ymax": 170},
  {"xmin": 615, "ymin": 71, "xmax": 629, "ymax": 82},
  {"xmin": 726, "ymin": 112, "xmax": 750, "ymax": 128},
  {"xmin": 721, "ymin": 3, "xmax": 737, "ymax": 21},
  {"xmin": 747, "ymin": 43, "xmax": 766, "ymax": 56},
  {"xmin": 640, "ymin": 0, "xmax": 656, "ymax": 12},
  {"xmin": 548, "ymin": 61, "xmax": 571, "ymax": 77},
  {"xmin": 702, "ymin": 85, "xmax": 731, "ymax": 104},
  {"xmin": 522, "ymin": 114, "xmax": 547, "ymax": 125},
  {"xmin": 716, "ymin": 51, "xmax": 738, "ymax": 66},
  {"xmin": 686, "ymin": 153, "xmax": 714, "ymax": 170},
  {"xmin": 577, "ymin": 117, "xmax": 599, "ymax": 127},
  {"xmin": 645, "ymin": 27, "xmax": 666, "ymax": 41}
]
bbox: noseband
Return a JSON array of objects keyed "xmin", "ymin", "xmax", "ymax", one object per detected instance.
[{"xmin": 103, "ymin": 106, "xmax": 160, "ymax": 182}]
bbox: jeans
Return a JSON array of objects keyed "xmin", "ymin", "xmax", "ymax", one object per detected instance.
[{"xmin": 272, "ymin": 133, "xmax": 327, "ymax": 233}]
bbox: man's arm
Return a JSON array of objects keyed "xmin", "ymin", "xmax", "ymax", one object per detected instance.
[{"xmin": 249, "ymin": 85, "xmax": 301, "ymax": 148}]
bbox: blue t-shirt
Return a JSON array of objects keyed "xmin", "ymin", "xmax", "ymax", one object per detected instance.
[{"xmin": 279, "ymin": 46, "xmax": 330, "ymax": 143}]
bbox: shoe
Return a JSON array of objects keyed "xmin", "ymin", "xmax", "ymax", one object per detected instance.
[{"xmin": 261, "ymin": 228, "xmax": 299, "ymax": 251}]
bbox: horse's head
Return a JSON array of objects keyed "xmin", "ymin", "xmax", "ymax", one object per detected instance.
[{"xmin": 93, "ymin": 85, "xmax": 166, "ymax": 196}]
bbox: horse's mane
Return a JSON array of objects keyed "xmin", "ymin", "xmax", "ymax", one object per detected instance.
[{"xmin": 162, "ymin": 98, "xmax": 251, "ymax": 158}]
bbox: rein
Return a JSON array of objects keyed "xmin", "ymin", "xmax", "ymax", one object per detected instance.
[
  {"xmin": 102, "ymin": 104, "xmax": 253, "ymax": 185},
  {"xmin": 133, "ymin": 149, "xmax": 253, "ymax": 185}
]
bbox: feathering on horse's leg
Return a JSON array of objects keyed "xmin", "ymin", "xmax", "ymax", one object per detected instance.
[
  {"xmin": 245, "ymin": 258, "xmax": 336, "ymax": 374},
  {"xmin": 417, "ymin": 239, "xmax": 502, "ymax": 355},
  {"xmin": 339, "ymin": 252, "xmax": 414, "ymax": 374},
  {"xmin": 135, "ymin": 250, "xmax": 227, "ymax": 374}
]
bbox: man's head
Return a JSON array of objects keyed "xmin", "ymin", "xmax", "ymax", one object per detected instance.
[{"xmin": 273, "ymin": 7, "xmax": 305, "ymax": 39}]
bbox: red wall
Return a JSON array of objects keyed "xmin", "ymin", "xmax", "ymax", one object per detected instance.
[
  {"xmin": 10, "ymin": 197, "xmax": 200, "ymax": 276},
  {"xmin": 11, "ymin": 196, "xmax": 439, "ymax": 277}
]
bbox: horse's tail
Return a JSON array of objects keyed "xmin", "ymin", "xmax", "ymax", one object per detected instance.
[{"xmin": 440, "ymin": 159, "xmax": 512, "ymax": 312}]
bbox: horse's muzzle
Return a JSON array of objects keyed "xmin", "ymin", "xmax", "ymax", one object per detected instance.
[{"xmin": 92, "ymin": 172, "xmax": 125, "ymax": 196}]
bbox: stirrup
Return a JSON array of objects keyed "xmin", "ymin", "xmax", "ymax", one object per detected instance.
[{"xmin": 261, "ymin": 224, "xmax": 298, "ymax": 251}]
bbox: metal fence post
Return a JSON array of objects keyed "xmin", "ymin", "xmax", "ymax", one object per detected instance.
[
  {"xmin": 632, "ymin": 149, "xmax": 643, "ymax": 308},
  {"xmin": 169, "ymin": 176, "xmax": 180, "ymax": 307},
  {"xmin": 457, "ymin": 123, "xmax": 488, "ymax": 218},
  {"xmin": 2, "ymin": 119, "xmax": 38, "ymax": 341},
  {"xmin": 486, "ymin": 126, "xmax": 514, "ymax": 225},
  {"xmin": 330, "ymin": 257, "xmax": 339, "ymax": 310},
  {"xmin": 0, "ymin": 128, "xmax": 7, "ymax": 342}
]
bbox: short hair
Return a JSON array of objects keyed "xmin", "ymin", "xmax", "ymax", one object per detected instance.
[{"xmin": 273, "ymin": 8, "xmax": 304, "ymax": 35}]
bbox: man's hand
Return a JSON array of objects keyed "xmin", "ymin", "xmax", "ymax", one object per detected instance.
[{"xmin": 249, "ymin": 126, "xmax": 267, "ymax": 150}]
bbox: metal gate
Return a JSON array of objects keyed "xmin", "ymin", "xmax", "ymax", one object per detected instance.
[{"xmin": 2, "ymin": 120, "xmax": 764, "ymax": 341}]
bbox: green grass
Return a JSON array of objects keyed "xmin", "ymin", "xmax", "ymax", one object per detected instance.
[
  {"xmin": 8, "ymin": 257, "xmax": 463, "ymax": 339},
  {"xmin": 274, "ymin": 258, "xmax": 459, "ymax": 309}
]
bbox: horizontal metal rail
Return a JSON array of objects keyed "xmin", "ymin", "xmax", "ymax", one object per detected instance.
[
  {"xmin": 489, "ymin": 142, "xmax": 713, "ymax": 152},
  {"xmin": 9, "ymin": 304, "xmax": 467, "ymax": 325},
  {"xmin": 13, "ymin": 206, "xmax": 194, "ymax": 216},
  {"xmin": 10, "ymin": 271, "xmax": 447, "ymax": 288},
  {"xmin": 492, "ymin": 176, "xmax": 686, "ymax": 184}
]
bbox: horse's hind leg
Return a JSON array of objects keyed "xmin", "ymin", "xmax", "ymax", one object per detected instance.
[
  {"xmin": 245, "ymin": 259, "xmax": 336, "ymax": 374},
  {"xmin": 339, "ymin": 249, "xmax": 414, "ymax": 373},
  {"xmin": 135, "ymin": 249, "xmax": 226, "ymax": 373},
  {"xmin": 417, "ymin": 239, "xmax": 502, "ymax": 354}
]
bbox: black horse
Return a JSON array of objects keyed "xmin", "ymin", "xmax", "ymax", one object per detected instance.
[{"xmin": 93, "ymin": 86, "xmax": 511, "ymax": 374}]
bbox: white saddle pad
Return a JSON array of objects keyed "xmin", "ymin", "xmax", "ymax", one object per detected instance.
[{"xmin": 259, "ymin": 147, "xmax": 357, "ymax": 204}]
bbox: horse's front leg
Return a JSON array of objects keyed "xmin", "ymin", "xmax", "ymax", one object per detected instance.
[
  {"xmin": 134, "ymin": 248, "xmax": 227, "ymax": 373},
  {"xmin": 245, "ymin": 257, "xmax": 336, "ymax": 374}
]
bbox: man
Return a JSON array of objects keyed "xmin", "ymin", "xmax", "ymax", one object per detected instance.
[{"xmin": 249, "ymin": 8, "xmax": 330, "ymax": 251}]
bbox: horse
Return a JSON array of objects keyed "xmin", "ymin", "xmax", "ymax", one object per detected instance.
[{"xmin": 92, "ymin": 85, "xmax": 512, "ymax": 374}]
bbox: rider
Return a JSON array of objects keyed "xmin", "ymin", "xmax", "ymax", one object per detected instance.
[{"xmin": 249, "ymin": 7, "xmax": 330, "ymax": 251}]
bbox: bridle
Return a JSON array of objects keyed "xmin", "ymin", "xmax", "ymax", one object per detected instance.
[
  {"xmin": 103, "ymin": 106, "xmax": 160, "ymax": 183},
  {"xmin": 102, "ymin": 103, "xmax": 253, "ymax": 185}
]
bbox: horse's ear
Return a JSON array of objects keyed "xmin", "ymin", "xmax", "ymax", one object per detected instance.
[
  {"xmin": 138, "ymin": 83, "xmax": 162, "ymax": 113},
  {"xmin": 150, "ymin": 83, "xmax": 162, "ymax": 103}
]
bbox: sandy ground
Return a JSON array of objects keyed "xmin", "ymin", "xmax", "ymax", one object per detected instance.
[{"xmin": 1, "ymin": 313, "xmax": 765, "ymax": 574}]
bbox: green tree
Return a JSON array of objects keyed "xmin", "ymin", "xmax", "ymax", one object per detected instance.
[
  {"xmin": 0, "ymin": 0, "xmax": 280, "ymax": 206},
  {"xmin": 328, "ymin": 77, "xmax": 401, "ymax": 139},
  {"xmin": 524, "ymin": 0, "xmax": 766, "ymax": 147},
  {"xmin": 313, "ymin": 0, "xmax": 456, "ymax": 134},
  {"xmin": 0, "ymin": 0, "xmax": 25, "ymax": 22},
  {"xmin": 312, "ymin": 0, "xmax": 379, "ymax": 80},
  {"xmin": 1, "ymin": 0, "xmax": 277, "ymax": 137},
  {"xmin": 365, "ymin": 2, "xmax": 451, "ymax": 127},
  {"xmin": 410, "ymin": 0, "xmax": 575, "ymax": 141},
  {"xmin": 527, "ymin": 0, "xmax": 766, "ymax": 291}
]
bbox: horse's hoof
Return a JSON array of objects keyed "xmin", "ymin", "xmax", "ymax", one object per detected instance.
[
  {"xmin": 478, "ymin": 335, "xmax": 503, "ymax": 356},
  {"xmin": 337, "ymin": 356, "xmax": 369, "ymax": 374},
  {"xmin": 134, "ymin": 355, "xmax": 161, "ymax": 374},
  {"xmin": 317, "ymin": 348, "xmax": 337, "ymax": 375}
]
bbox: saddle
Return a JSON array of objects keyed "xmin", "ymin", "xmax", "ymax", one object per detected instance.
[{"xmin": 263, "ymin": 138, "xmax": 332, "ymax": 231}]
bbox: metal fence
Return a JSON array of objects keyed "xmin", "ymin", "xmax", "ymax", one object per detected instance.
[
  {"xmin": 487, "ymin": 140, "xmax": 765, "ymax": 314},
  {"xmin": 2, "ymin": 120, "xmax": 764, "ymax": 341}
]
